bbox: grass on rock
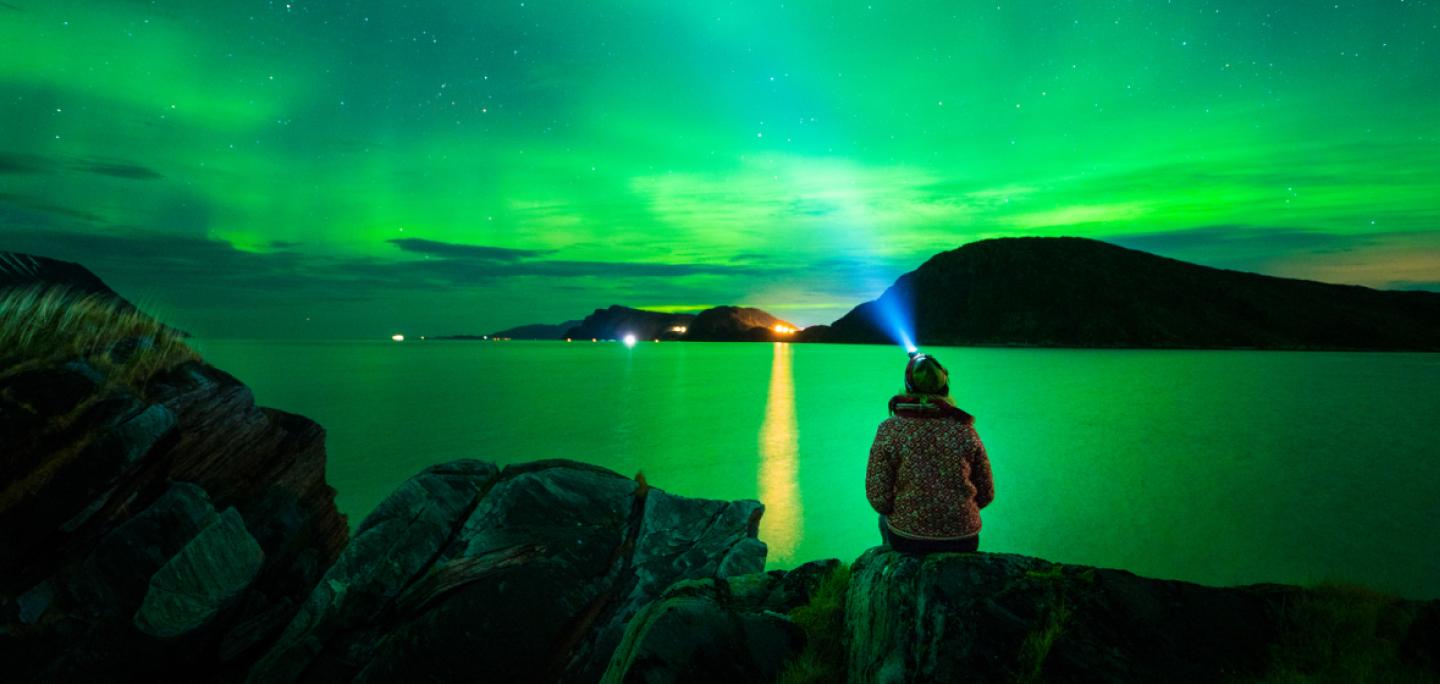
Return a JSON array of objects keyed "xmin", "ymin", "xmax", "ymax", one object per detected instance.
[
  {"xmin": 1260, "ymin": 584, "xmax": 1434, "ymax": 683},
  {"xmin": 0, "ymin": 285, "xmax": 196, "ymax": 393},
  {"xmin": 777, "ymin": 564, "xmax": 851, "ymax": 684}
]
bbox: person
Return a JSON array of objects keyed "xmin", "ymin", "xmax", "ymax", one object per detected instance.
[{"xmin": 866, "ymin": 352, "xmax": 994, "ymax": 554}]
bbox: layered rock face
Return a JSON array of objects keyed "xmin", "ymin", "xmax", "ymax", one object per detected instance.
[
  {"xmin": 0, "ymin": 360, "xmax": 348, "ymax": 681},
  {"xmin": 248, "ymin": 460, "xmax": 771, "ymax": 683}
]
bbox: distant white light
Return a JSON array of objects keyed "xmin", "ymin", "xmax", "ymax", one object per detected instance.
[
  {"xmin": 669, "ymin": 325, "xmax": 688, "ymax": 333},
  {"xmin": 391, "ymin": 334, "xmax": 405, "ymax": 342},
  {"xmin": 623, "ymin": 333, "xmax": 637, "ymax": 347}
]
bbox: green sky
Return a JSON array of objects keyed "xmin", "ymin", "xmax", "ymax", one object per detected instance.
[{"xmin": 2, "ymin": 0, "xmax": 1438, "ymax": 337}]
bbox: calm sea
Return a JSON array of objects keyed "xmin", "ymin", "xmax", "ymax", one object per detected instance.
[{"xmin": 194, "ymin": 340, "xmax": 1440, "ymax": 598}]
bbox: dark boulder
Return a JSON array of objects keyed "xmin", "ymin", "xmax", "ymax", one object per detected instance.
[{"xmin": 248, "ymin": 460, "xmax": 768, "ymax": 684}]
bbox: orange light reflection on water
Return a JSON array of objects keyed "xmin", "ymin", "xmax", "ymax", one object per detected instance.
[{"xmin": 758, "ymin": 342, "xmax": 802, "ymax": 563}]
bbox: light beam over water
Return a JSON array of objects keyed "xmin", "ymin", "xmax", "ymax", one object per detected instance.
[{"xmin": 758, "ymin": 342, "xmax": 802, "ymax": 562}]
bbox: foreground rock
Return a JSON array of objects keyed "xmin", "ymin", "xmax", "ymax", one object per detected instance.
[
  {"xmin": 248, "ymin": 460, "xmax": 769, "ymax": 683},
  {"xmin": 604, "ymin": 559, "xmax": 839, "ymax": 683},
  {"xmin": 846, "ymin": 548, "xmax": 1440, "ymax": 683},
  {"xmin": 0, "ymin": 360, "xmax": 347, "ymax": 681}
]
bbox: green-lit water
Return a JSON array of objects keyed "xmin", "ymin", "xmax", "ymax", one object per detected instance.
[{"xmin": 194, "ymin": 340, "xmax": 1440, "ymax": 598}]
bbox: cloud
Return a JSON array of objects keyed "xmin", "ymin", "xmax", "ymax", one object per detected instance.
[
  {"xmin": 1110, "ymin": 225, "xmax": 1373, "ymax": 261},
  {"xmin": 382, "ymin": 236, "xmax": 769, "ymax": 279},
  {"xmin": 0, "ymin": 153, "xmax": 55, "ymax": 175},
  {"xmin": 387, "ymin": 238, "xmax": 554, "ymax": 261},
  {"xmin": 0, "ymin": 192, "xmax": 106, "ymax": 223},
  {"xmin": 1110, "ymin": 225, "xmax": 1440, "ymax": 289},
  {"xmin": 1, "ymin": 228, "xmax": 779, "ymax": 311},
  {"xmin": 0, "ymin": 152, "xmax": 163, "ymax": 180},
  {"xmin": 1388, "ymin": 281, "xmax": 1440, "ymax": 292},
  {"xmin": 68, "ymin": 159, "xmax": 164, "ymax": 180},
  {"xmin": 1008, "ymin": 202, "xmax": 1150, "ymax": 230}
]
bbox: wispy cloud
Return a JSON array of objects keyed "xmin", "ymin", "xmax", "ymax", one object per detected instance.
[
  {"xmin": 387, "ymin": 238, "xmax": 554, "ymax": 261},
  {"xmin": 0, "ymin": 152, "xmax": 163, "ymax": 180},
  {"xmin": 68, "ymin": 158, "xmax": 164, "ymax": 180},
  {"xmin": 1109, "ymin": 225, "xmax": 1440, "ymax": 289}
]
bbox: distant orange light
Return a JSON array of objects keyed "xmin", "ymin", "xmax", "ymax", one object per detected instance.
[{"xmin": 773, "ymin": 324, "xmax": 795, "ymax": 334}]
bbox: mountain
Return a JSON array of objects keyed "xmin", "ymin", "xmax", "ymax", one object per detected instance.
[
  {"xmin": 821, "ymin": 237, "xmax": 1440, "ymax": 351},
  {"xmin": 563, "ymin": 305, "xmax": 696, "ymax": 341},
  {"xmin": 485, "ymin": 319, "xmax": 583, "ymax": 340},
  {"xmin": 682, "ymin": 306, "xmax": 799, "ymax": 342}
]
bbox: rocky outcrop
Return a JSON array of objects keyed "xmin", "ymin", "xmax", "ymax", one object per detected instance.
[
  {"xmin": 0, "ymin": 359, "xmax": 347, "ymax": 681},
  {"xmin": 248, "ymin": 460, "xmax": 769, "ymax": 683},
  {"xmin": 845, "ymin": 548, "xmax": 1440, "ymax": 683},
  {"xmin": 563, "ymin": 305, "xmax": 696, "ymax": 341}
]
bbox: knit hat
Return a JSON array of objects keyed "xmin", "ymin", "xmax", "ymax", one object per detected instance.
[{"xmin": 904, "ymin": 353, "xmax": 949, "ymax": 396}]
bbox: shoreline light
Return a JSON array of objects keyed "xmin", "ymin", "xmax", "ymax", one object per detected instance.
[
  {"xmin": 773, "ymin": 324, "xmax": 795, "ymax": 334},
  {"xmin": 623, "ymin": 333, "xmax": 637, "ymax": 347},
  {"xmin": 391, "ymin": 334, "xmax": 405, "ymax": 342}
]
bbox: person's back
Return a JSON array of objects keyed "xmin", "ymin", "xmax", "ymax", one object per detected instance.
[{"xmin": 866, "ymin": 353, "xmax": 994, "ymax": 553}]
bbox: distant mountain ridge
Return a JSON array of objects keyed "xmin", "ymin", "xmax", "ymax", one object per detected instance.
[
  {"xmin": 819, "ymin": 237, "xmax": 1440, "ymax": 351},
  {"xmin": 482, "ymin": 320, "xmax": 583, "ymax": 340},
  {"xmin": 563, "ymin": 305, "xmax": 696, "ymax": 341},
  {"xmin": 681, "ymin": 306, "xmax": 798, "ymax": 342}
]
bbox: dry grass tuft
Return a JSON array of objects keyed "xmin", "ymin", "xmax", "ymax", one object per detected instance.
[{"xmin": 0, "ymin": 285, "xmax": 197, "ymax": 391}]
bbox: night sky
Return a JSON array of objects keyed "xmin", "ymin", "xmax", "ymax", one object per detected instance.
[{"xmin": 3, "ymin": 0, "xmax": 1438, "ymax": 338}]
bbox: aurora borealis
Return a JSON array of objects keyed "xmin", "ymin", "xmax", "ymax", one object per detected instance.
[{"xmin": 3, "ymin": 0, "xmax": 1438, "ymax": 337}]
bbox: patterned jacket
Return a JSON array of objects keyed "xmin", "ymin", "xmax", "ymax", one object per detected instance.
[{"xmin": 866, "ymin": 396, "xmax": 994, "ymax": 539}]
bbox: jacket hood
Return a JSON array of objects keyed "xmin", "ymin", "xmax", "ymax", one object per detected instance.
[{"xmin": 888, "ymin": 394, "xmax": 974, "ymax": 424}]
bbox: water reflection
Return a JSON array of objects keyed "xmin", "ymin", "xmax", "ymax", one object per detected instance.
[{"xmin": 758, "ymin": 342, "xmax": 802, "ymax": 563}]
